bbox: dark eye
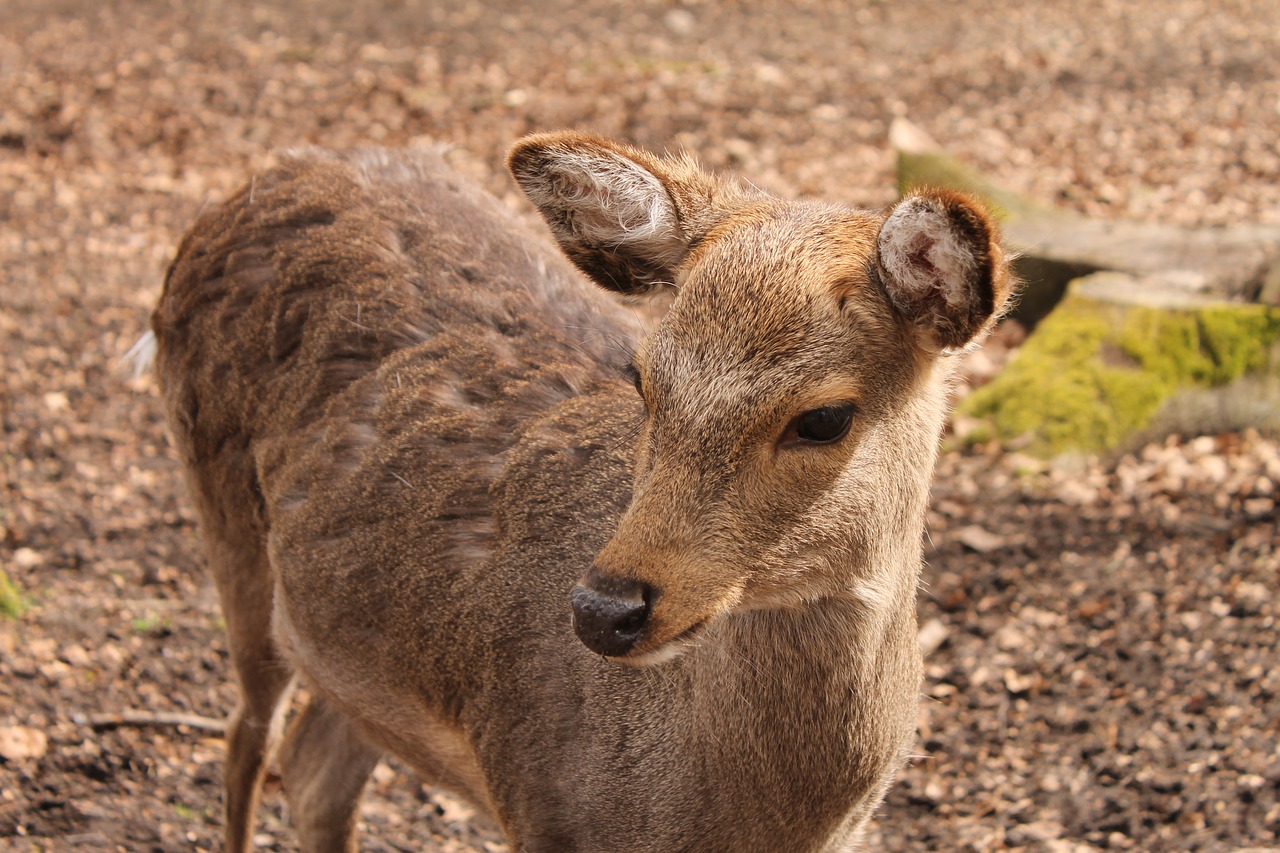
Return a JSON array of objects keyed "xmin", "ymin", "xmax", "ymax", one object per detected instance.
[
  {"xmin": 621, "ymin": 362, "xmax": 643, "ymax": 396},
  {"xmin": 788, "ymin": 404, "xmax": 856, "ymax": 445}
]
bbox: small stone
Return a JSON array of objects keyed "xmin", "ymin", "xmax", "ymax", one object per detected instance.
[
  {"xmin": 0, "ymin": 725, "xmax": 48, "ymax": 761},
  {"xmin": 663, "ymin": 9, "xmax": 696, "ymax": 36},
  {"xmin": 811, "ymin": 104, "xmax": 842, "ymax": 122},
  {"xmin": 27, "ymin": 638, "xmax": 57, "ymax": 660},
  {"xmin": 60, "ymin": 644, "xmax": 91, "ymax": 668},
  {"xmin": 754, "ymin": 64, "xmax": 786, "ymax": 85},
  {"xmin": 12, "ymin": 547, "xmax": 44, "ymax": 570},
  {"xmin": 42, "ymin": 391, "xmax": 69, "ymax": 412}
]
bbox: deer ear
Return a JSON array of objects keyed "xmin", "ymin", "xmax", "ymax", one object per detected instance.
[
  {"xmin": 875, "ymin": 189, "xmax": 1014, "ymax": 350},
  {"xmin": 508, "ymin": 132, "xmax": 699, "ymax": 297}
]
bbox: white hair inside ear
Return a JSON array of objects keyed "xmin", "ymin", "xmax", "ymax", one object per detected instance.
[
  {"xmin": 528, "ymin": 150, "xmax": 685, "ymax": 271},
  {"xmin": 877, "ymin": 196, "xmax": 978, "ymax": 312}
]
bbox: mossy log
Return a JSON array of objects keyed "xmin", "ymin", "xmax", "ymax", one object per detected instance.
[
  {"xmin": 892, "ymin": 118, "xmax": 1280, "ymax": 453},
  {"xmin": 960, "ymin": 273, "xmax": 1280, "ymax": 455}
]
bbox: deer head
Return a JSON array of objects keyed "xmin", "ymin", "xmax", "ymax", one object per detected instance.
[{"xmin": 510, "ymin": 132, "xmax": 1012, "ymax": 663}]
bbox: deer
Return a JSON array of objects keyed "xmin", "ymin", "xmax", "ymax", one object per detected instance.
[{"xmin": 147, "ymin": 131, "xmax": 1014, "ymax": 852}]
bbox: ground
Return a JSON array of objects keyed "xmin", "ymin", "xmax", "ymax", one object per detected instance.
[{"xmin": 1, "ymin": 1, "xmax": 1278, "ymax": 851}]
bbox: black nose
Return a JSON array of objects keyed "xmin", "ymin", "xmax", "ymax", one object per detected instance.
[{"xmin": 571, "ymin": 573, "xmax": 653, "ymax": 657}]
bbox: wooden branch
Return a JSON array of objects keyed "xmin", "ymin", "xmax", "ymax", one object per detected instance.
[{"xmin": 84, "ymin": 710, "xmax": 227, "ymax": 734}]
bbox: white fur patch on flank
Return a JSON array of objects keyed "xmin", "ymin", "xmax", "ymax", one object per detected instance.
[
  {"xmin": 535, "ymin": 150, "xmax": 684, "ymax": 267},
  {"xmin": 878, "ymin": 198, "xmax": 976, "ymax": 310},
  {"xmin": 125, "ymin": 330, "xmax": 157, "ymax": 379}
]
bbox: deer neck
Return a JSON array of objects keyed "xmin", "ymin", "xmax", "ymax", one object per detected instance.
[
  {"xmin": 676, "ymin": 583, "xmax": 920, "ymax": 842},
  {"xmin": 705, "ymin": 566, "xmax": 920, "ymax": 703}
]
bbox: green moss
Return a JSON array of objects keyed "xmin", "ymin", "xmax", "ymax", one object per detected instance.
[
  {"xmin": 131, "ymin": 613, "xmax": 172, "ymax": 635},
  {"xmin": 895, "ymin": 149, "xmax": 1046, "ymax": 222},
  {"xmin": 962, "ymin": 294, "xmax": 1280, "ymax": 455},
  {"xmin": 0, "ymin": 569, "xmax": 27, "ymax": 619}
]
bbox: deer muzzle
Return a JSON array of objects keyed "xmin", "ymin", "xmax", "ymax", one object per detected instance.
[{"xmin": 570, "ymin": 570, "xmax": 654, "ymax": 657}]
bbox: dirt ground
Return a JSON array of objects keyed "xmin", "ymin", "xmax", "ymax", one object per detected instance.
[{"xmin": 2, "ymin": 1, "xmax": 1278, "ymax": 851}]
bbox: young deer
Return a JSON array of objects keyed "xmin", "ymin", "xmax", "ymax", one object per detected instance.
[{"xmin": 151, "ymin": 132, "xmax": 1013, "ymax": 852}]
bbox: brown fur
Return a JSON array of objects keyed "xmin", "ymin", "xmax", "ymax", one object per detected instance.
[{"xmin": 152, "ymin": 133, "xmax": 1014, "ymax": 852}]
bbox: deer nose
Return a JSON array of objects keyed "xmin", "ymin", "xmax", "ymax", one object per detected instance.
[{"xmin": 570, "ymin": 572, "xmax": 653, "ymax": 657}]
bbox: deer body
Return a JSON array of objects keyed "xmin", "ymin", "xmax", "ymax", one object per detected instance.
[{"xmin": 152, "ymin": 135, "xmax": 1012, "ymax": 852}]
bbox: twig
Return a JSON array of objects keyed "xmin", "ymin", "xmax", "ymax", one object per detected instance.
[{"xmin": 83, "ymin": 710, "xmax": 226, "ymax": 734}]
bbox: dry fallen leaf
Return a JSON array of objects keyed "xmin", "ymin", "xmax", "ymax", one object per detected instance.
[
  {"xmin": 917, "ymin": 618, "xmax": 950, "ymax": 657},
  {"xmin": 953, "ymin": 524, "xmax": 1006, "ymax": 554}
]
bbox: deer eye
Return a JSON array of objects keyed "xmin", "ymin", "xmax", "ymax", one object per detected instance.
[
  {"xmin": 621, "ymin": 362, "xmax": 643, "ymax": 396},
  {"xmin": 785, "ymin": 403, "xmax": 856, "ymax": 446}
]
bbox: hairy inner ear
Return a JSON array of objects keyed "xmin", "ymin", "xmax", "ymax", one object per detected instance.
[
  {"xmin": 876, "ymin": 189, "xmax": 1012, "ymax": 350},
  {"xmin": 508, "ymin": 133, "xmax": 690, "ymax": 296}
]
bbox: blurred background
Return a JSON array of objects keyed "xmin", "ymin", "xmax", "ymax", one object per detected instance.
[{"xmin": 1, "ymin": 1, "xmax": 1277, "ymax": 850}]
